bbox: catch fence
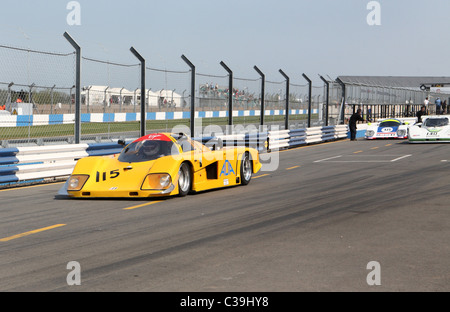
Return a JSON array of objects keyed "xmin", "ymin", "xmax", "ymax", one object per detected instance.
[{"xmin": 0, "ymin": 36, "xmax": 443, "ymax": 147}]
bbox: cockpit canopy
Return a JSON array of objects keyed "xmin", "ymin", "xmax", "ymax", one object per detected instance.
[
  {"xmin": 423, "ymin": 117, "xmax": 449, "ymax": 128},
  {"xmin": 118, "ymin": 134, "xmax": 180, "ymax": 163},
  {"xmin": 379, "ymin": 120, "xmax": 401, "ymax": 127}
]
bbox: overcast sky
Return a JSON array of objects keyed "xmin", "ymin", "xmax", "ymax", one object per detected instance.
[{"xmin": 1, "ymin": 0, "xmax": 449, "ymax": 86}]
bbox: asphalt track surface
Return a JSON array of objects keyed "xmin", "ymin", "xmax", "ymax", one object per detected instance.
[{"xmin": 0, "ymin": 138, "xmax": 449, "ymax": 292}]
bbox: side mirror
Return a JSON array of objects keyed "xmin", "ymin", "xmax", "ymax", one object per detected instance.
[
  {"xmin": 118, "ymin": 139, "xmax": 126, "ymax": 147},
  {"xmin": 178, "ymin": 132, "xmax": 189, "ymax": 140},
  {"xmin": 210, "ymin": 138, "xmax": 223, "ymax": 151}
]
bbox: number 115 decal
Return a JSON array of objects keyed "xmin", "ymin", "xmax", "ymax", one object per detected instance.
[{"xmin": 96, "ymin": 170, "xmax": 120, "ymax": 182}]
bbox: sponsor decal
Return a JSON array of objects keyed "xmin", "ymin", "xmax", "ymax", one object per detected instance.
[
  {"xmin": 220, "ymin": 160, "xmax": 235, "ymax": 177},
  {"xmin": 377, "ymin": 126, "xmax": 397, "ymax": 137},
  {"xmin": 133, "ymin": 133, "xmax": 172, "ymax": 143}
]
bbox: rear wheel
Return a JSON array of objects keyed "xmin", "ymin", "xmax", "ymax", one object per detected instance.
[
  {"xmin": 178, "ymin": 162, "xmax": 191, "ymax": 196},
  {"xmin": 240, "ymin": 152, "xmax": 253, "ymax": 185}
]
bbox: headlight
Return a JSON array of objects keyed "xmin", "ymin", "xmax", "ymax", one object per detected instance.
[
  {"xmin": 69, "ymin": 178, "xmax": 79, "ymax": 189},
  {"xmin": 67, "ymin": 175, "xmax": 89, "ymax": 191},
  {"xmin": 159, "ymin": 175, "xmax": 171, "ymax": 188},
  {"xmin": 366, "ymin": 130, "xmax": 375, "ymax": 137},
  {"xmin": 142, "ymin": 173, "xmax": 172, "ymax": 190},
  {"xmin": 397, "ymin": 130, "xmax": 406, "ymax": 137}
]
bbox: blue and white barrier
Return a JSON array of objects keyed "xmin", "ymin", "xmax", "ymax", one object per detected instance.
[
  {"xmin": 0, "ymin": 143, "xmax": 125, "ymax": 187},
  {"xmin": 0, "ymin": 124, "xmax": 347, "ymax": 188},
  {"xmin": 267, "ymin": 125, "xmax": 348, "ymax": 150},
  {"xmin": 0, "ymin": 109, "xmax": 318, "ymax": 127},
  {"xmin": 289, "ymin": 129, "xmax": 307, "ymax": 146},
  {"xmin": 196, "ymin": 133, "xmax": 268, "ymax": 153},
  {"xmin": 268, "ymin": 130, "xmax": 290, "ymax": 150}
]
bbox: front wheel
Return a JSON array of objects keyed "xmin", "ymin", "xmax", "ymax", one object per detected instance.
[
  {"xmin": 178, "ymin": 162, "xmax": 191, "ymax": 196},
  {"xmin": 240, "ymin": 152, "xmax": 253, "ymax": 185}
]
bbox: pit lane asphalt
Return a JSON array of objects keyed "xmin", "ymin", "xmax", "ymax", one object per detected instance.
[{"xmin": 0, "ymin": 139, "xmax": 449, "ymax": 291}]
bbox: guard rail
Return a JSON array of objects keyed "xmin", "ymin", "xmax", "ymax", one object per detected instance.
[{"xmin": 0, "ymin": 125, "xmax": 348, "ymax": 188}]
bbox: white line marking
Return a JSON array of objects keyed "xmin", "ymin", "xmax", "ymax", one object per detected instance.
[
  {"xmin": 390, "ymin": 155, "xmax": 412, "ymax": 162},
  {"xmin": 344, "ymin": 155, "xmax": 406, "ymax": 157},
  {"xmin": 314, "ymin": 155, "xmax": 343, "ymax": 163},
  {"xmin": 320, "ymin": 160, "xmax": 392, "ymax": 163},
  {"xmin": 315, "ymin": 154, "xmax": 412, "ymax": 163}
]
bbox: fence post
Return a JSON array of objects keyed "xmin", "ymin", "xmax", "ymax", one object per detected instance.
[
  {"xmin": 50, "ymin": 85, "xmax": 56, "ymax": 115},
  {"xmin": 220, "ymin": 61, "xmax": 233, "ymax": 134},
  {"xmin": 103, "ymin": 86, "xmax": 109, "ymax": 113},
  {"xmin": 6, "ymin": 82, "xmax": 14, "ymax": 111},
  {"xmin": 130, "ymin": 47, "xmax": 146, "ymax": 137},
  {"xmin": 181, "ymin": 55, "xmax": 195, "ymax": 138},
  {"xmin": 63, "ymin": 32, "xmax": 81, "ymax": 144},
  {"xmin": 254, "ymin": 66, "xmax": 265, "ymax": 129},
  {"xmin": 302, "ymin": 73, "xmax": 312, "ymax": 128},
  {"xmin": 319, "ymin": 75, "xmax": 330, "ymax": 126},
  {"xmin": 279, "ymin": 69, "xmax": 290, "ymax": 130},
  {"xmin": 336, "ymin": 77, "xmax": 346, "ymax": 125}
]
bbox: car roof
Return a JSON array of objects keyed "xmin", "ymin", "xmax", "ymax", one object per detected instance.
[
  {"xmin": 380, "ymin": 119, "xmax": 401, "ymax": 123},
  {"xmin": 423, "ymin": 115, "xmax": 449, "ymax": 119},
  {"xmin": 132, "ymin": 133, "xmax": 173, "ymax": 143}
]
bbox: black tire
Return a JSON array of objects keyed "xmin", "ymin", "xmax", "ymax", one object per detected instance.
[
  {"xmin": 240, "ymin": 152, "xmax": 253, "ymax": 185},
  {"xmin": 178, "ymin": 162, "xmax": 191, "ymax": 197}
]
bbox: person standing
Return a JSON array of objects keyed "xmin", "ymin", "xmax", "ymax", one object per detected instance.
[
  {"xmin": 416, "ymin": 105, "xmax": 427, "ymax": 123},
  {"xmin": 435, "ymin": 97, "xmax": 442, "ymax": 114},
  {"xmin": 442, "ymin": 100, "xmax": 447, "ymax": 114},
  {"xmin": 349, "ymin": 108, "xmax": 365, "ymax": 141}
]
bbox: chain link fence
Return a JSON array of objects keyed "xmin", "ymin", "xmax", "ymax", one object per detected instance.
[
  {"xmin": 0, "ymin": 44, "xmax": 75, "ymax": 146},
  {"xmin": 2, "ymin": 40, "xmax": 449, "ymax": 147},
  {"xmin": 79, "ymin": 56, "xmax": 141, "ymax": 141},
  {"xmin": 338, "ymin": 82, "xmax": 450, "ymax": 123}
]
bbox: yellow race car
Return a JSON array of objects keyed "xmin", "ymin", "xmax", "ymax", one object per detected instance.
[{"xmin": 60, "ymin": 133, "xmax": 261, "ymax": 198}]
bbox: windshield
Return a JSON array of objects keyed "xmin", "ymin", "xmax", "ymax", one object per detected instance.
[
  {"xmin": 423, "ymin": 118, "xmax": 449, "ymax": 127},
  {"xmin": 118, "ymin": 139, "xmax": 179, "ymax": 163},
  {"xmin": 379, "ymin": 120, "xmax": 401, "ymax": 127}
]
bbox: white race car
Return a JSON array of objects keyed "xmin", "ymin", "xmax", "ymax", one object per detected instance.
[
  {"xmin": 365, "ymin": 118, "xmax": 411, "ymax": 140},
  {"xmin": 409, "ymin": 115, "xmax": 450, "ymax": 143}
]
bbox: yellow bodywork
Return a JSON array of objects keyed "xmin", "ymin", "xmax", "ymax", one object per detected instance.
[{"xmin": 65, "ymin": 133, "xmax": 261, "ymax": 198}]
